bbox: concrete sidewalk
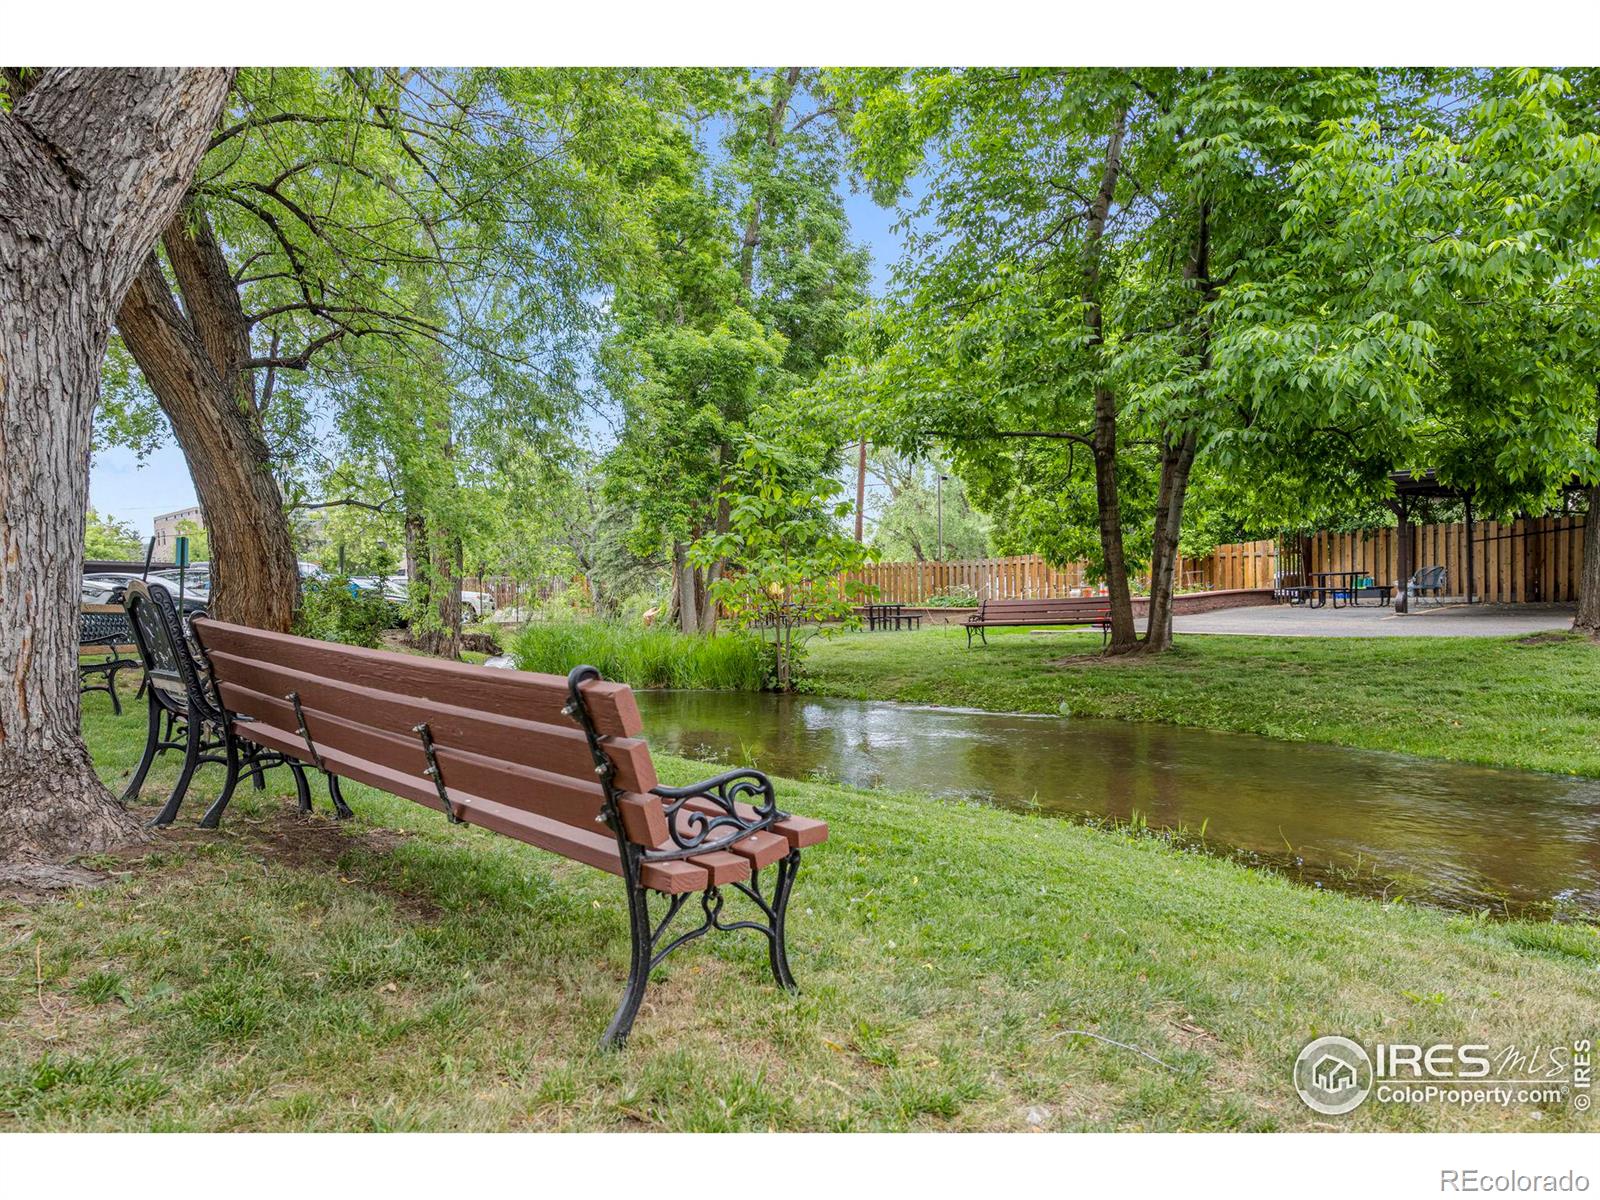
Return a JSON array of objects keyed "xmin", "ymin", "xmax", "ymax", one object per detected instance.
[{"xmin": 1167, "ymin": 601, "xmax": 1578, "ymax": 638}]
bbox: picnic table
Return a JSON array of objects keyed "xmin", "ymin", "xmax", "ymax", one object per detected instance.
[
  {"xmin": 862, "ymin": 602, "xmax": 920, "ymax": 631},
  {"xmin": 1304, "ymin": 571, "xmax": 1392, "ymax": 609}
]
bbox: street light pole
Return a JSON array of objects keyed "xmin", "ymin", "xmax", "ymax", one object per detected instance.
[{"xmin": 937, "ymin": 474, "xmax": 949, "ymax": 560}]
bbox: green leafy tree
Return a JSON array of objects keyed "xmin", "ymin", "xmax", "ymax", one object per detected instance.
[
  {"xmin": 824, "ymin": 67, "xmax": 1378, "ymax": 650},
  {"xmin": 83, "ymin": 507, "xmax": 143, "ymax": 560},
  {"xmin": 696, "ymin": 427, "xmax": 872, "ymax": 690},
  {"xmin": 866, "ymin": 451, "xmax": 991, "ymax": 562},
  {"xmin": 1216, "ymin": 68, "xmax": 1599, "ymax": 627},
  {"xmin": 604, "ymin": 68, "xmax": 870, "ymax": 635},
  {"xmin": 112, "ymin": 68, "xmax": 624, "ymax": 631}
]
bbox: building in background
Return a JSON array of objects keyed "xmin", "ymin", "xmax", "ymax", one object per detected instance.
[{"xmin": 152, "ymin": 505, "xmax": 205, "ymax": 558}]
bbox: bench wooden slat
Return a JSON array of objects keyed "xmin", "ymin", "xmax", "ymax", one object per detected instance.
[
  {"xmin": 206, "ymin": 650, "xmax": 658, "ymax": 794},
  {"xmin": 727, "ymin": 829, "xmax": 791, "ymax": 870},
  {"xmin": 689, "ymin": 850, "xmax": 752, "ymax": 886},
  {"xmin": 618, "ymin": 794, "xmax": 670, "ymax": 848},
  {"xmin": 215, "ymin": 681, "xmax": 665, "ymax": 839},
  {"xmin": 195, "ymin": 618, "xmax": 643, "ymax": 737},
  {"xmin": 230, "ymin": 717, "xmax": 709, "ymax": 893},
  {"xmin": 682, "ymin": 796, "xmax": 829, "ymax": 850}
]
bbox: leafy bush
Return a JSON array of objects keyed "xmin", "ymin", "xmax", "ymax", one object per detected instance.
[
  {"xmin": 297, "ymin": 577, "xmax": 396, "ymax": 648},
  {"xmin": 509, "ymin": 620, "xmax": 769, "ymax": 690},
  {"xmin": 922, "ymin": 584, "xmax": 981, "ymax": 608}
]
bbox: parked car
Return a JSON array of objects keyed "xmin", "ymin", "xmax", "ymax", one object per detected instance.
[
  {"xmin": 149, "ymin": 568, "xmax": 211, "ymax": 602},
  {"xmin": 350, "ymin": 575, "xmax": 491, "ymax": 620},
  {"xmin": 346, "ymin": 575, "xmax": 402, "ymax": 598},
  {"xmin": 81, "ymin": 577, "xmax": 124, "ymax": 605},
  {"xmin": 461, "ymin": 588, "xmax": 495, "ymax": 622},
  {"xmin": 82, "ymin": 574, "xmax": 207, "ymax": 616}
]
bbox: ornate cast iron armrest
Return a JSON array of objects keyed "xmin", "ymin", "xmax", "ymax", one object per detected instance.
[
  {"xmin": 645, "ymin": 768, "xmax": 785, "ymax": 862},
  {"xmin": 81, "ymin": 633, "xmax": 125, "ymax": 660}
]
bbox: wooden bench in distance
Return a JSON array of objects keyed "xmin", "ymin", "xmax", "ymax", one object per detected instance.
[
  {"xmin": 188, "ymin": 617, "xmax": 828, "ymax": 1048},
  {"xmin": 963, "ymin": 596, "xmax": 1113, "ymax": 647},
  {"xmin": 80, "ymin": 603, "xmax": 143, "ymax": 715}
]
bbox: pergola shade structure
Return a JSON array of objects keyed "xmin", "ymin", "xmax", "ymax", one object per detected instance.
[
  {"xmin": 1387, "ymin": 470, "xmax": 1474, "ymax": 613},
  {"xmin": 1385, "ymin": 469, "xmax": 1587, "ymax": 612}
]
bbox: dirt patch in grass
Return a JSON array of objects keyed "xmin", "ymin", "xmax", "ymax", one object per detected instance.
[
  {"xmin": 1514, "ymin": 631, "xmax": 1580, "ymax": 647},
  {"xmin": 1048, "ymin": 647, "xmax": 1203, "ymax": 670},
  {"xmin": 1049, "ymin": 651, "xmax": 1144, "ymax": 668},
  {"xmin": 85, "ymin": 806, "xmax": 437, "ymax": 921}
]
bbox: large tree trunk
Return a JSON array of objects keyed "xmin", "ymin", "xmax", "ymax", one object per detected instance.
[
  {"xmin": 1139, "ymin": 203, "xmax": 1212, "ymax": 655},
  {"xmin": 1575, "ymin": 417, "xmax": 1600, "ymax": 637},
  {"xmin": 1080, "ymin": 107, "xmax": 1137, "ymax": 651},
  {"xmin": 414, "ymin": 524, "xmax": 463, "ymax": 659},
  {"xmin": 1577, "ymin": 486, "xmax": 1600, "ymax": 637},
  {"xmin": 0, "ymin": 68, "xmax": 233, "ymax": 862},
  {"xmin": 1090, "ymin": 397, "xmax": 1137, "ymax": 649},
  {"xmin": 1140, "ymin": 430, "xmax": 1199, "ymax": 653},
  {"xmin": 672, "ymin": 543, "xmax": 702, "ymax": 635},
  {"xmin": 116, "ymin": 205, "xmax": 300, "ymax": 631},
  {"xmin": 403, "ymin": 510, "xmax": 426, "ymax": 586}
]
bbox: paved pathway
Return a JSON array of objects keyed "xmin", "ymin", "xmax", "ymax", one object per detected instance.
[{"xmin": 1168, "ymin": 601, "xmax": 1578, "ymax": 638}]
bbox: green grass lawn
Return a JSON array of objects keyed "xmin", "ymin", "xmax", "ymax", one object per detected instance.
[
  {"xmin": 1, "ymin": 682, "xmax": 1596, "ymax": 1131},
  {"xmin": 801, "ymin": 626, "xmax": 1600, "ymax": 778}
]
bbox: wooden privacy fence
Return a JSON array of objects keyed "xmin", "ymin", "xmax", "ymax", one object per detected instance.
[
  {"xmin": 845, "ymin": 556, "xmax": 1090, "ymax": 604},
  {"xmin": 841, "ymin": 519, "xmax": 1585, "ymax": 605},
  {"xmin": 841, "ymin": 541, "xmax": 1276, "ymax": 605},
  {"xmin": 1185, "ymin": 539, "xmax": 1276, "ymax": 592},
  {"xmin": 1304, "ymin": 514, "xmax": 1587, "ymax": 604}
]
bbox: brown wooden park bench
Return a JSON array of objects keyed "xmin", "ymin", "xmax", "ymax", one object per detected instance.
[
  {"xmin": 964, "ymin": 595, "xmax": 1113, "ymax": 648},
  {"xmin": 118, "ymin": 580, "xmax": 828, "ymax": 1048}
]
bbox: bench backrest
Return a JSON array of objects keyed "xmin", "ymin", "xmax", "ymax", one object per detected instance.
[
  {"xmin": 121, "ymin": 580, "xmax": 220, "ymax": 719},
  {"xmin": 978, "ymin": 596, "xmax": 1109, "ymax": 619},
  {"xmin": 81, "ymin": 603, "xmax": 137, "ymax": 655},
  {"xmin": 190, "ymin": 619, "xmax": 671, "ymax": 864}
]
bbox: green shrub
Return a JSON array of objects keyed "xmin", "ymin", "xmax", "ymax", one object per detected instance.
[
  {"xmin": 922, "ymin": 584, "xmax": 980, "ymax": 608},
  {"xmin": 509, "ymin": 620, "xmax": 769, "ymax": 690},
  {"xmin": 296, "ymin": 577, "xmax": 396, "ymax": 648}
]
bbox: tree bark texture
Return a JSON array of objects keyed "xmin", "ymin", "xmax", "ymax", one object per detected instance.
[
  {"xmin": 1575, "ymin": 415, "xmax": 1600, "ymax": 637},
  {"xmin": 1141, "ymin": 430, "xmax": 1199, "ymax": 652},
  {"xmin": 413, "ymin": 524, "xmax": 463, "ymax": 660},
  {"xmin": 1080, "ymin": 107, "xmax": 1137, "ymax": 651},
  {"xmin": 1139, "ymin": 202, "xmax": 1212, "ymax": 654},
  {"xmin": 0, "ymin": 68, "xmax": 233, "ymax": 861},
  {"xmin": 116, "ymin": 205, "xmax": 300, "ymax": 632}
]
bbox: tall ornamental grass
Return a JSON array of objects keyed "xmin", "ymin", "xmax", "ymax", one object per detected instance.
[{"xmin": 509, "ymin": 620, "xmax": 770, "ymax": 691}]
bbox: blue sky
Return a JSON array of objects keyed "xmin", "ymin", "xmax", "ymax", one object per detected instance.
[{"xmin": 88, "ymin": 186, "xmax": 912, "ymax": 536}]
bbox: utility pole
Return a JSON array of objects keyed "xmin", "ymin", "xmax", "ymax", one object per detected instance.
[{"xmin": 937, "ymin": 473, "xmax": 949, "ymax": 560}]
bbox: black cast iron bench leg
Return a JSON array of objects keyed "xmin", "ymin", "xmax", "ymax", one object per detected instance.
[
  {"xmin": 121, "ymin": 689, "xmax": 164, "ymax": 803},
  {"xmin": 600, "ymin": 848, "xmax": 803, "ymax": 1050},
  {"xmin": 327, "ymin": 774, "xmax": 354, "ymax": 820},
  {"xmin": 150, "ymin": 715, "xmax": 206, "ymax": 827}
]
